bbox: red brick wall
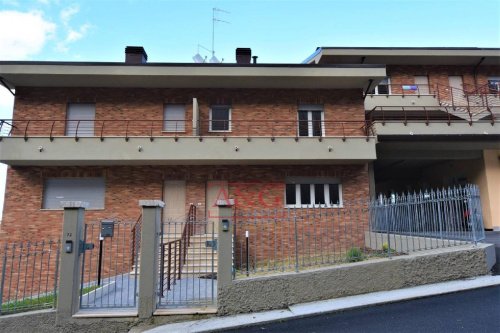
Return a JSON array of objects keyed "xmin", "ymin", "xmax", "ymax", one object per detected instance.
[
  {"xmin": 1, "ymin": 164, "xmax": 369, "ymax": 243},
  {"xmin": 387, "ymin": 65, "xmax": 500, "ymax": 97},
  {"xmin": 12, "ymin": 88, "xmax": 366, "ymax": 137}
]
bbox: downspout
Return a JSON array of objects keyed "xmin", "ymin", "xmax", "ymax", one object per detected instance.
[
  {"xmin": 473, "ymin": 57, "xmax": 485, "ymax": 90},
  {"xmin": 363, "ymin": 79, "xmax": 374, "ymax": 99}
]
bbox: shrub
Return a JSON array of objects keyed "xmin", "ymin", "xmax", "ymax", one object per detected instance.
[
  {"xmin": 346, "ymin": 247, "xmax": 364, "ymax": 262},
  {"xmin": 382, "ymin": 242, "xmax": 393, "ymax": 253}
]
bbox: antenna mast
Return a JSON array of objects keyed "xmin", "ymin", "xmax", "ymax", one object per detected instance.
[{"xmin": 212, "ymin": 7, "xmax": 230, "ymax": 59}]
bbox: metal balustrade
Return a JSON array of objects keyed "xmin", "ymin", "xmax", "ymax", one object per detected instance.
[{"xmin": 0, "ymin": 119, "xmax": 373, "ymax": 140}]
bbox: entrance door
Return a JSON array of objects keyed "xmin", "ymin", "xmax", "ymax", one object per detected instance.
[
  {"xmin": 206, "ymin": 180, "xmax": 228, "ymax": 233},
  {"xmin": 414, "ymin": 76, "xmax": 429, "ymax": 94},
  {"xmin": 163, "ymin": 181, "xmax": 186, "ymax": 235}
]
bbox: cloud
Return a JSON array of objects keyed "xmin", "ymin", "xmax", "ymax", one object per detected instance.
[
  {"xmin": 60, "ymin": 4, "xmax": 79, "ymax": 25},
  {"xmin": 0, "ymin": 10, "xmax": 56, "ymax": 60},
  {"xmin": 56, "ymin": 5, "xmax": 91, "ymax": 52}
]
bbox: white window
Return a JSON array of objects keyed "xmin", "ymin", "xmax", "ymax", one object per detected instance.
[
  {"xmin": 42, "ymin": 178, "xmax": 105, "ymax": 209},
  {"xmin": 373, "ymin": 77, "xmax": 391, "ymax": 95},
  {"xmin": 163, "ymin": 104, "xmax": 186, "ymax": 132},
  {"xmin": 298, "ymin": 105, "xmax": 324, "ymax": 137},
  {"xmin": 66, "ymin": 104, "xmax": 95, "ymax": 136},
  {"xmin": 285, "ymin": 181, "xmax": 342, "ymax": 208},
  {"xmin": 209, "ymin": 105, "xmax": 231, "ymax": 131}
]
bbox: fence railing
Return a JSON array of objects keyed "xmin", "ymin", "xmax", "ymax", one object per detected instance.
[
  {"xmin": 233, "ymin": 184, "xmax": 485, "ymax": 278},
  {"xmin": 0, "ymin": 119, "xmax": 373, "ymax": 140},
  {"xmin": 0, "ymin": 240, "xmax": 60, "ymax": 315}
]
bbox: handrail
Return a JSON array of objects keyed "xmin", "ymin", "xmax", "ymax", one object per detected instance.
[{"xmin": 0, "ymin": 119, "xmax": 374, "ymax": 140}]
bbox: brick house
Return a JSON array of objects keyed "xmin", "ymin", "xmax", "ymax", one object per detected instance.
[
  {"xmin": 0, "ymin": 46, "xmax": 498, "ymax": 245},
  {"xmin": 0, "ymin": 47, "xmax": 384, "ymax": 243}
]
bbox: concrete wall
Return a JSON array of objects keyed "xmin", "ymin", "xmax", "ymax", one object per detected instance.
[{"xmin": 218, "ymin": 244, "xmax": 492, "ymax": 315}]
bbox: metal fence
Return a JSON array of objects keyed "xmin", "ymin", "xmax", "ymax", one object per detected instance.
[
  {"xmin": 233, "ymin": 184, "xmax": 485, "ymax": 278},
  {"xmin": 79, "ymin": 219, "xmax": 140, "ymax": 309},
  {"xmin": 370, "ymin": 184, "xmax": 485, "ymax": 250},
  {"xmin": 0, "ymin": 240, "xmax": 60, "ymax": 315}
]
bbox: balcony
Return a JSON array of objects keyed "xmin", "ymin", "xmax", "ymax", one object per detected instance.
[
  {"xmin": 0, "ymin": 119, "xmax": 376, "ymax": 166},
  {"xmin": 365, "ymin": 83, "xmax": 500, "ymax": 137}
]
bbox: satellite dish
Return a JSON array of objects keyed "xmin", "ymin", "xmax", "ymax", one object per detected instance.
[
  {"xmin": 193, "ymin": 53, "xmax": 205, "ymax": 63},
  {"xmin": 209, "ymin": 55, "xmax": 220, "ymax": 63}
]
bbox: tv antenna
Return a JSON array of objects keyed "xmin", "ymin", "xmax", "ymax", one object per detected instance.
[
  {"xmin": 192, "ymin": 8, "xmax": 229, "ymax": 63},
  {"xmin": 211, "ymin": 7, "xmax": 229, "ymax": 63}
]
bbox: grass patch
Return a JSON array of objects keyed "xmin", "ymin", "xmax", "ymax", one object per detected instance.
[{"xmin": 1, "ymin": 285, "xmax": 99, "ymax": 314}]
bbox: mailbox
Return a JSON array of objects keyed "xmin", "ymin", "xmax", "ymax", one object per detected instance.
[
  {"xmin": 222, "ymin": 219, "xmax": 230, "ymax": 232},
  {"xmin": 100, "ymin": 220, "xmax": 115, "ymax": 238}
]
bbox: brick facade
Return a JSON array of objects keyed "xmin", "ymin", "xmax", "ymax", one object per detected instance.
[
  {"xmin": 12, "ymin": 87, "xmax": 367, "ymax": 138},
  {"xmin": 1, "ymin": 164, "xmax": 370, "ymax": 242}
]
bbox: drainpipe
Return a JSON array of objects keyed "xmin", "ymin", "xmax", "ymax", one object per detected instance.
[{"xmin": 473, "ymin": 57, "xmax": 485, "ymax": 90}]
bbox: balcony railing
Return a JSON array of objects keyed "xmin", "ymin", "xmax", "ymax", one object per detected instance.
[
  {"xmin": 367, "ymin": 106, "xmax": 498, "ymax": 125},
  {"xmin": 0, "ymin": 119, "xmax": 373, "ymax": 141}
]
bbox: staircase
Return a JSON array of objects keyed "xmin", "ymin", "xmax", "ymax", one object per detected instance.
[
  {"xmin": 180, "ymin": 233, "xmax": 218, "ymax": 278},
  {"xmin": 437, "ymin": 85, "xmax": 497, "ymax": 121}
]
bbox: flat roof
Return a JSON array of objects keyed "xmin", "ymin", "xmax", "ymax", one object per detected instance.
[
  {"xmin": 304, "ymin": 47, "xmax": 500, "ymax": 65},
  {"xmin": 0, "ymin": 62, "xmax": 386, "ymax": 90}
]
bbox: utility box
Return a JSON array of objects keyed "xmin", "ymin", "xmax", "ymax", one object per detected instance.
[{"xmin": 100, "ymin": 220, "xmax": 115, "ymax": 238}]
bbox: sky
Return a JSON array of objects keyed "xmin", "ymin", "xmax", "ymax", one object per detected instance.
[{"xmin": 0, "ymin": 0, "xmax": 499, "ymax": 218}]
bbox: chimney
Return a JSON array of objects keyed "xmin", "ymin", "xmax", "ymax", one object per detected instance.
[
  {"xmin": 125, "ymin": 46, "xmax": 148, "ymax": 64},
  {"xmin": 236, "ymin": 48, "xmax": 251, "ymax": 64}
]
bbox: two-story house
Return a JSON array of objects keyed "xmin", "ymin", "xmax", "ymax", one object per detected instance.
[
  {"xmin": 0, "ymin": 47, "xmax": 384, "ymax": 242},
  {"xmin": 307, "ymin": 47, "xmax": 500, "ymax": 231}
]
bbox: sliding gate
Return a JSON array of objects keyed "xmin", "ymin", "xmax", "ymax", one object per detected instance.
[{"xmin": 157, "ymin": 220, "xmax": 217, "ymax": 309}]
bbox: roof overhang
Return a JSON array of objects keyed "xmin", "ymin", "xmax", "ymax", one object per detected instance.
[
  {"xmin": 305, "ymin": 47, "xmax": 500, "ymax": 66},
  {"xmin": 0, "ymin": 62, "xmax": 386, "ymax": 90}
]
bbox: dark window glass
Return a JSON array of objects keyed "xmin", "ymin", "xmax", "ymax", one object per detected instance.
[
  {"xmin": 377, "ymin": 84, "xmax": 389, "ymax": 94},
  {"xmin": 211, "ymin": 106, "xmax": 230, "ymax": 131},
  {"xmin": 300, "ymin": 184, "xmax": 311, "ymax": 205},
  {"xmin": 488, "ymin": 79, "xmax": 500, "ymax": 93},
  {"xmin": 314, "ymin": 184, "xmax": 325, "ymax": 204},
  {"xmin": 285, "ymin": 184, "xmax": 296, "ymax": 205},
  {"xmin": 298, "ymin": 111, "xmax": 308, "ymax": 137},
  {"xmin": 311, "ymin": 111, "xmax": 322, "ymax": 136},
  {"xmin": 329, "ymin": 184, "xmax": 340, "ymax": 205}
]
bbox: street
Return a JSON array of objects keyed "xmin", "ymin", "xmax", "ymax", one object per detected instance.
[{"xmin": 228, "ymin": 286, "xmax": 500, "ymax": 333}]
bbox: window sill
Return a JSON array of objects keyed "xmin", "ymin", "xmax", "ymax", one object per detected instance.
[
  {"xmin": 284, "ymin": 205, "xmax": 343, "ymax": 209},
  {"xmin": 162, "ymin": 131, "xmax": 186, "ymax": 134},
  {"xmin": 209, "ymin": 130, "xmax": 232, "ymax": 133}
]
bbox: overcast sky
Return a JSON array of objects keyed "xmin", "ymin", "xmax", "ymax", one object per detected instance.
[{"xmin": 0, "ymin": 0, "xmax": 499, "ymax": 218}]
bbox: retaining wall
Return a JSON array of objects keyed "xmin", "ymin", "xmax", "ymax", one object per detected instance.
[{"xmin": 218, "ymin": 243, "xmax": 494, "ymax": 315}]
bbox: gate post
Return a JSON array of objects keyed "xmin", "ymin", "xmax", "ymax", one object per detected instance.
[
  {"xmin": 56, "ymin": 201, "xmax": 88, "ymax": 324},
  {"xmin": 217, "ymin": 199, "xmax": 234, "ymax": 289},
  {"xmin": 138, "ymin": 200, "xmax": 164, "ymax": 319}
]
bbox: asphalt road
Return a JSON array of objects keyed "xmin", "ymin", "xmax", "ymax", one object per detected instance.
[{"xmin": 227, "ymin": 286, "xmax": 500, "ymax": 333}]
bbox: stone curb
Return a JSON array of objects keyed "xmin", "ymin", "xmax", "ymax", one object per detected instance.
[{"xmin": 142, "ymin": 275, "xmax": 500, "ymax": 333}]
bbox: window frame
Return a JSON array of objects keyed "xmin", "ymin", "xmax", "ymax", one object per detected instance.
[
  {"xmin": 285, "ymin": 182, "xmax": 343, "ymax": 208},
  {"xmin": 163, "ymin": 104, "xmax": 186, "ymax": 132},
  {"xmin": 297, "ymin": 105, "xmax": 325, "ymax": 137},
  {"xmin": 41, "ymin": 177, "xmax": 106, "ymax": 210},
  {"xmin": 209, "ymin": 105, "xmax": 232, "ymax": 132},
  {"xmin": 373, "ymin": 77, "xmax": 391, "ymax": 95}
]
